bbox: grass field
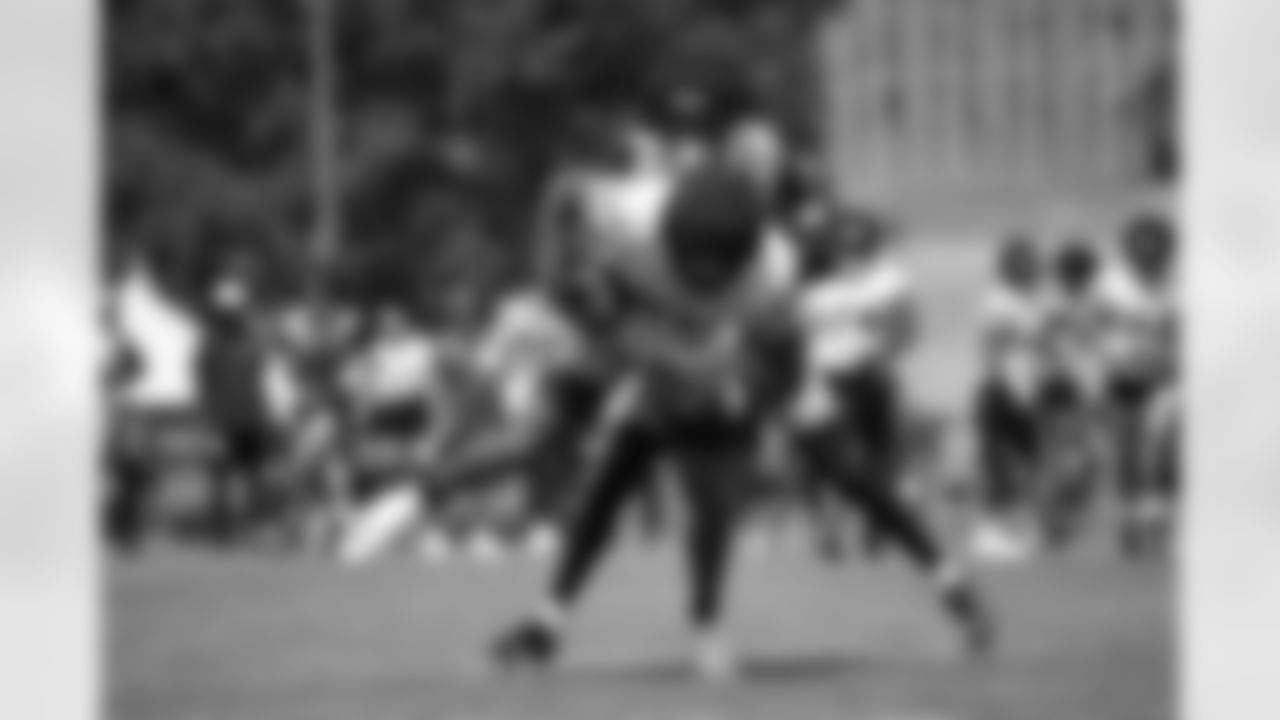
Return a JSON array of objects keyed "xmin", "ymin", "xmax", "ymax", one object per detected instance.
[{"xmin": 108, "ymin": 535, "xmax": 1172, "ymax": 720}]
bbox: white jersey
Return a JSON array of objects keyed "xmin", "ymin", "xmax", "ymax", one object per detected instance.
[
  {"xmin": 475, "ymin": 291, "xmax": 587, "ymax": 421},
  {"xmin": 578, "ymin": 167, "xmax": 679, "ymax": 271},
  {"xmin": 788, "ymin": 257, "xmax": 910, "ymax": 425},
  {"xmin": 477, "ymin": 291, "xmax": 585, "ymax": 376},
  {"xmin": 1043, "ymin": 287, "xmax": 1112, "ymax": 396},
  {"xmin": 796, "ymin": 257, "xmax": 912, "ymax": 376},
  {"xmin": 1098, "ymin": 267, "xmax": 1177, "ymax": 379},
  {"xmin": 349, "ymin": 332, "xmax": 441, "ymax": 407},
  {"xmin": 115, "ymin": 272, "xmax": 199, "ymax": 408},
  {"xmin": 980, "ymin": 284, "xmax": 1051, "ymax": 394}
]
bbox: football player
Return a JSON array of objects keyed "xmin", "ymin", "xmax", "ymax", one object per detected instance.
[
  {"xmin": 492, "ymin": 141, "xmax": 801, "ymax": 681},
  {"xmin": 970, "ymin": 235, "xmax": 1052, "ymax": 563},
  {"xmin": 1099, "ymin": 215, "xmax": 1178, "ymax": 557},
  {"xmin": 786, "ymin": 208, "xmax": 995, "ymax": 648}
]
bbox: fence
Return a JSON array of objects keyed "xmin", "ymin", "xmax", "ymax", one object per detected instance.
[{"xmin": 817, "ymin": 0, "xmax": 1175, "ymax": 226}]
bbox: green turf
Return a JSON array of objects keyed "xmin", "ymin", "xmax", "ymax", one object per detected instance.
[{"xmin": 109, "ymin": 537, "xmax": 1172, "ymax": 720}]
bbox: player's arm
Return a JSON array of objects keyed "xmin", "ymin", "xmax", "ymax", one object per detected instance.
[{"xmin": 581, "ymin": 269, "xmax": 728, "ymax": 386}]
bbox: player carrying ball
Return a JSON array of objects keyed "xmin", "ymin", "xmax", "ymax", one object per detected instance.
[{"xmin": 491, "ymin": 107, "xmax": 996, "ymax": 680}]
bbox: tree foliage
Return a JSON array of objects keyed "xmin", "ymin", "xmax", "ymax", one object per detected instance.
[{"xmin": 106, "ymin": 0, "xmax": 837, "ymax": 312}]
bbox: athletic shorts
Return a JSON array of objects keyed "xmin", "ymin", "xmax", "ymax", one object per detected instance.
[
  {"xmin": 218, "ymin": 424, "xmax": 276, "ymax": 471},
  {"xmin": 362, "ymin": 399, "xmax": 431, "ymax": 440},
  {"xmin": 791, "ymin": 364, "xmax": 901, "ymax": 482},
  {"xmin": 834, "ymin": 366, "xmax": 899, "ymax": 459},
  {"xmin": 1107, "ymin": 369, "xmax": 1168, "ymax": 414},
  {"xmin": 642, "ymin": 391, "xmax": 759, "ymax": 454},
  {"xmin": 546, "ymin": 367, "xmax": 609, "ymax": 429},
  {"xmin": 975, "ymin": 376, "xmax": 1041, "ymax": 462}
]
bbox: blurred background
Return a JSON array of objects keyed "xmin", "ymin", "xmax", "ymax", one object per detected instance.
[{"xmin": 105, "ymin": 0, "xmax": 1174, "ymax": 313}]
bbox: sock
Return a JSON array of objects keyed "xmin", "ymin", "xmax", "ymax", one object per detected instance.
[
  {"xmin": 532, "ymin": 597, "xmax": 567, "ymax": 632},
  {"xmin": 932, "ymin": 559, "xmax": 969, "ymax": 593}
]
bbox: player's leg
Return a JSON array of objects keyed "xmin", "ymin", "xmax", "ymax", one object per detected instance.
[
  {"xmin": 971, "ymin": 377, "xmax": 1039, "ymax": 561},
  {"xmin": 493, "ymin": 415, "xmax": 662, "ymax": 668},
  {"xmin": 1034, "ymin": 374, "xmax": 1094, "ymax": 549},
  {"xmin": 844, "ymin": 366, "xmax": 903, "ymax": 556},
  {"xmin": 520, "ymin": 368, "xmax": 609, "ymax": 554},
  {"xmin": 669, "ymin": 412, "xmax": 754, "ymax": 679},
  {"xmin": 799, "ymin": 377, "xmax": 997, "ymax": 655},
  {"xmin": 1130, "ymin": 378, "xmax": 1178, "ymax": 557},
  {"xmin": 105, "ymin": 437, "xmax": 156, "ymax": 551},
  {"xmin": 207, "ymin": 422, "xmax": 247, "ymax": 546},
  {"xmin": 1109, "ymin": 372, "xmax": 1150, "ymax": 555}
]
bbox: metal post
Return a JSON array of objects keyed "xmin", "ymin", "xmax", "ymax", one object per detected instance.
[{"xmin": 308, "ymin": 0, "xmax": 339, "ymax": 309}]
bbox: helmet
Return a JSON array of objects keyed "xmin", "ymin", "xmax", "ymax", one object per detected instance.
[
  {"xmin": 1054, "ymin": 239, "xmax": 1099, "ymax": 292},
  {"xmin": 1122, "ymin": 214, "xmax": 1176, "ymax": 279},
  {"xmin": 661, "ymin": 161, "xmax": 766, "ymax": 295},
  {"xmin": 997, "ymin": 233, "xmax": 1041, "ymax": 287}
]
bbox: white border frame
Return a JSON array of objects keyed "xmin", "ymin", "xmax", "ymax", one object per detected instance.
[{"xmin": 1, "ymin": 0, "xmax": 1279, "ymax": 718}]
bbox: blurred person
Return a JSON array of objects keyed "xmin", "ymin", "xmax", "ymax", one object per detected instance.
[
  {"xmin": 468, "ymin": 287, "xmax": 599, "ymax": 549},
  {"xmin": 492, "ymin": 140, "xmax": 995, "ymax": 679},
  {"xmin": 334, "ymin": 304, "xmax": 452, "ymax": 563},
  {"xmin": 654, "ymin": 85, "xmax": 716, "ymax": 175},
  {"xmin": 197, "ymin": 274, "xmax": 278, "ymax": 544},
  {"xmin": 377, "ymin": 284, "xmax": 605, "ymax": 563},
  {"xmin": 1099, "ymin": 216, "xmax": 1179, "ymax": 557},
  {"xmin": 722, "ymin": 112, "xmax": 830, "ymax": 239},
  {"xmin": 784, "ymin": 208, "xmax": 993, "ymax": 648},
  {"xmin": 1037, "ymin": 239, "xmax": 1113, "ymax": 548},
  {"xmin": 970, "ymin": 235, "xmax": 1052, "ymax": 564},
  {"xmin": 492, "ymin": 150, "xmax": 801, "ymax": 680},
  {"xmin": 105, "ymin": 257, "xmax": 202, "ymax": 550},
  {"xmin": 530, "ymin": 106, "xmax": 701, "ymax": 539}
]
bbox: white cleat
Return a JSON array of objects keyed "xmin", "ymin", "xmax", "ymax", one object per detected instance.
[
  {"xmin": 417, "ymin": 530, "xmax": 457, "ymax": 566},
  {"xmin": 970, "ymin": 522, "xmax": 1034, "ymax": 567},
  {"xmin": 465, "ymin": 532, "xmax": 509, "ymax": 567},
  {"xmin": 522, "ymin": 525, "xmax": 561, "ymax": 561},
  {"xmin": 693, "ymin": 632, "xmax": 740, "ymax": 683},
  {"xmin": 336, "ymin": 487, "xmax": 421, "ymax": 566}
]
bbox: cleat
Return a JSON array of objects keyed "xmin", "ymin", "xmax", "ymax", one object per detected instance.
[
  {"xmin": 417, "ymin": 530, "xmax": 457, "ymax": 566},
  {"xmin": 942, "ymin": 582, "xmax": 997, "ymax": 657},
  {"xmin": 692, "ymin": 632, "xmax": 740, "ymax": 683},
  {"xmin": 522, "ymin": 525, "xmax": 561, "ymax": 561},
  {"xmin": 492, "ymin": 619, "xmax": 560, "ymax": 672},
  {"xmin": 971, "ymin": 522, "xmax": 1035, "ymax": 567},
  {"xmin": 466, "ymin": 532, "xmax": 508, "ymax": 567}
]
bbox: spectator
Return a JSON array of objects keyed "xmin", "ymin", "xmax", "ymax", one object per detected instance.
[{"xmin": 198, "ymin": 276, "xmax": 275, "ymax": 544}]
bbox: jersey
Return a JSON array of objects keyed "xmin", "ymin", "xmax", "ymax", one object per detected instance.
[
  {"xmin": 116, "ymin": 272, "xmax": 200, "ymax": 408},
  {"xmin": 1098, "ymin": 266, "xmax": 1178, "ymax": 382},
  {"xmin": 796, "ymin": 257, "xmax": 912, "ymax": 375},
  {"xmin": 1043, "ymin": 286, "xmax": 1113, "ymax": 399},
  {"xmin": 475, "ymin": 290, "xmax": 588, "ymax": 421},
  {"xmin": 789, "ymin": 257, "xmax": 912, "ymax": 424},
  {"xmin": 588, "ymin": 166, "xmax": 801, "ymax": 418},
  {"xmin": 979, "ymin": 284, "xmax": 1051, "ymax": 399},
  {"xmin": 347, "ymin": 332, "xmax": 441, "ymax": 409}
]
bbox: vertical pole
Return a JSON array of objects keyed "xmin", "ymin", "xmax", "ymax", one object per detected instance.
[{"xmin": 308, "ymin": 0, "xmax": 339, "ymax": 310}]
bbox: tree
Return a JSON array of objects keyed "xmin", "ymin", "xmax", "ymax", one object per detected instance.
[{"xmin": 105, "ymin": 0, "xmax": 839, "ymax": 313}]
